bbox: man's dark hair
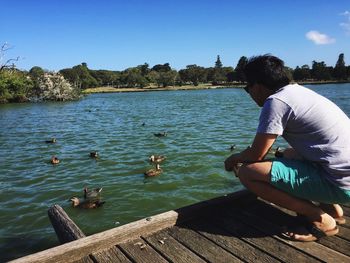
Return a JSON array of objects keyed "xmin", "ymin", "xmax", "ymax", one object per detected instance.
[{"xmin": 244, "ymin": 54, "xmax": 290, "ymax": 92}]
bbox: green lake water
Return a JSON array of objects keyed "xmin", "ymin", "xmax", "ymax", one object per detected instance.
[{"xmin": 1, "ymin": 84, "xmax": 350, "ymax": 261}]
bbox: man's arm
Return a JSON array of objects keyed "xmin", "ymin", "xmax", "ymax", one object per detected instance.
[
  {"xmin": 280, "ymin": 147, "xmax": 304, "ymax": 160},
  {"xmin": 224, "ymin": 133, "xmax": 277, "ymax": 171}
]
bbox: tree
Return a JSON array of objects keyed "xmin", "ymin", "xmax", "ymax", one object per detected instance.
[
  {"xmin": 157, "ymin": 70, "xmax": 177, "ymax": 87},
  {"xmin": 90, "ymin": 70, "xmax": 120, "ymax": 87},
  {"xmin": 59, "ymin": 63, "xmax": 98, "ymax": 89},
  {"xmin": 0, "ymin": 43, "xmax": 20, "ymax": 72},
  {"xmin": 234, "ymin": 56, "xmax": 248, "ymax": 82},
  {"xmin": 0, "ymin": 69, "xmax": 33, "ymax": 102},
  {"xmin": 179, "ymin": 65, "xmax": 206, "ymax": 86},
  {"xmin": 212, "ymin": 55, "xmax": 225, "ymax": 84},
  {"xmin": 222, "ymin": 66, "xmax": 235, "ymax": 82},
  {"xmin": 146, "ymin": 70, "xmax": 159, "ymax": 86},
  {"xmin": 29, "ymin": 66, "xmax": 45, "ymax": 97},
  {"xmin": 215, "ymin": 55, "xmax": 223, "ymax": 68},
  {"xmin": 151, "ymin": 63, "xmax": 171, "ymax": 72},
  {"xmin": 333, "ymin": 53, "xmax": 347, "ymax": 80},
  {"xmin": 293, "ymin": 65, "xmax": 311, "ymax": 81},
  {"xmin": 122, "ymin": 67, "xmax": 148, "ymax": 88},
  {"xmin": 32, "ymin": 73, "xmax": 80, "ymax": 101},
  {"xmin": 138, "ymin": 63, "xmax": 150, "ymax": 76},
  {"xmin": 311, "ymin": 61, "xmax": 331, "ymax": 81}
]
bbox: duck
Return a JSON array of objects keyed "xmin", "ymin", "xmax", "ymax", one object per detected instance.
[
  {"xmin": 50, "ymin": 156, "xmax": 60, "ymax": 165},
  {"xmin": 90, "ymin": 151, "xmax": 98, "ymax": 158},
  {"xmin": 69, "ymin": 197, "xmax": 105, "ymax": 209},
  {"xmin": 229, "ymin": 144, "xmax": 236, "ymax": 151},
  {"xmin": 83, "ymin": 187, "xmax": 103, "ymax": 199},
  {"xmin": 45, "ymin": 138, "xmax": 56, "ymax": 143},
  {"xmin": 144, "ymin": 164, "xmax": 162, "ymax": 177},
  {"xmin": 154, "ymin": 132, "xmax": 167, "ymax": 137},
  {"xmin": 149, "ymin": 155, "xmax": 166, "ymax": 164}
]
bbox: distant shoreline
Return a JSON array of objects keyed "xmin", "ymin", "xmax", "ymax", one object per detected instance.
[
  {"xmin": 82, "ymin": 80, "xmax": 349, "ymax": 94},
  {"xmin": 82, "ymin": 83, "xmax": 244, "ymax": 94}
]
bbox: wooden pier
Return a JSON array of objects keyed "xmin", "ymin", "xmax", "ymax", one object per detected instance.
[{"xmin": 10, "ymin": 190, "xmax": 350, "ymax": 263}]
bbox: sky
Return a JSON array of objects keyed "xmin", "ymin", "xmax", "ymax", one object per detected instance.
[{"xmin": 1, "ymin": 0, "xmax": 349, "ymax": 71}]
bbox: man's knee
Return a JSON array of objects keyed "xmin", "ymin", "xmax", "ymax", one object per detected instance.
[{"xmin": 237, "ymin": 162, "xmax": 272, "ymax": 183}]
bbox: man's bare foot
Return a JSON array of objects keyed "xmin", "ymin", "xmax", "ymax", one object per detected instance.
[
  {"xmin": 319, "ymin": 203, "xmax": 346, "ymax": 224},
  {"xmin": 283, "ymin": 214, "xmax": 338, "ymax": 242}
]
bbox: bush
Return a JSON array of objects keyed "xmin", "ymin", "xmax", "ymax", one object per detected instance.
[
  {"xmin": 0, "ymin": 70, "xmax": 33, "ymax": 103},
  {"xmin": 31, "ymin": 73, "xmax": 81, "ymax": 101}
]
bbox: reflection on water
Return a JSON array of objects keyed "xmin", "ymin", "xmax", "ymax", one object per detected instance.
[{"xmin": 0, "ymin": 83, "xmax": 349, "ymax": 261}]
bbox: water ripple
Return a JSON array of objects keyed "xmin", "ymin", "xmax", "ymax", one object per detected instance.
[{"xmin": 1, "ymin": 84, "xmax": 349, "ymax": 261}]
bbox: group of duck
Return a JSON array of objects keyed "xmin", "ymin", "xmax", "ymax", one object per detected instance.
[
  {"xmin": 45, "ymin": 133, "xmax": 168, "ymax": 209},
  {"xmin": 144, "ymin": 131, "xmax": 168, "ymax": 177},
  {"xmin": 70, "ymin": 187, "xmax": 105, "ymax": 209},
  {"xmin": 46, "ymin": 138, "xmax": 99, "ymax": 164}
]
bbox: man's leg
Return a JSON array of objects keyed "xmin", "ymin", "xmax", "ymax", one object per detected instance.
[{"xmin": 237, "ymin": 161, "xmax": 338, "ymax": 241}]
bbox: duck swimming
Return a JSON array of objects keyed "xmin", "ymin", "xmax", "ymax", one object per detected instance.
[
  {"xmin": 149, "ymin": 155, "xmax": 166, "ymax": 164},
  {"xmin": 46, "ymin": 138, "xmax": 56, "ymax": 143},
  {"xmin": 144, "ymin": 164, "xmax": 162, "ymax": 177},
  {"xmin": 83, "ymin": 187, "xmax": 102, "ymax": 199},
  {"xmin": 154, "ymin": 132, "xmax": 167, "ymax": 137},
  {"xmin": 70, "ymin": 197, "xmax": 105, "ymax": 209},
  {"xmin": 229, "ymin": 144, "xmax": 236, "ymax": 151},
  {"xmin": 90, "ymin": 151, "xmax": 98, "ymax": 158},
  {"xmin": 51, "ymin": 156, "xmax": 60, "ymax": 165}
]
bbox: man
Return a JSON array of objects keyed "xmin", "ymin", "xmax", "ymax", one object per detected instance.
[{"xmin": 225, "ymin": 55, "xmax": 350, "ymax": 241}]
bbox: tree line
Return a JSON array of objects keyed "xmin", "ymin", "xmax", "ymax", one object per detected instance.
[{"xmin": 1, "ymin": 48, "xmax": 349, "ymax": 103}]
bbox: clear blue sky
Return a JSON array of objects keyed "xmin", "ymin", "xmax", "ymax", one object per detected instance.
[{"xmin": 1, "ymin": 0, "xmax": 349, "ymax": 71}]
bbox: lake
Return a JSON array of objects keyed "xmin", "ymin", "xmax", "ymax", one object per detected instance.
[{"xmin": 1, "ymin": 83, "xmax": 350, "ymax": 261}]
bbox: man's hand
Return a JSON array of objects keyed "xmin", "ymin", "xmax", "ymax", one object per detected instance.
[
  {"xmin": 224, "ymin": 133, "xmax": 277, "ymax": 173},
  {"xmin": 224, "ymin": 153, "xmax": 241, "ymax": 171}
]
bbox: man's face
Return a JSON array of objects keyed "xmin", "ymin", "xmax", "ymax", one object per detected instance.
[{"xmin": 245, "ymin": 83, "xmax": 272, "ymax": 107}]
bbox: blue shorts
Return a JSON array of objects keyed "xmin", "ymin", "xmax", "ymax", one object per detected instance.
[{"xmin": 270, "ymin": 159, "xmax": 350, "ymax": 204}]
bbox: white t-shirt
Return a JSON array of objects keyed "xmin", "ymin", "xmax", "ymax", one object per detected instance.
[{"xmin": 257, "ymin": 84, "xmax": 350, "ymax": 189}]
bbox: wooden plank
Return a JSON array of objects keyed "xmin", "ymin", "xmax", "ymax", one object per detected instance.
[
  {"xmin": 337, "ymin": 223, "xmax": 350, "ymax": 240},
  {"xmin": 183, "ymin": 218, "xmax": 281, "ymax": 263},
  {"xmin": 238, "ymin": 208, "xmax": 350, "ymax": 263},
  {"xmin": 143, "ymin": 229, "xmax": 206, "ymax": 263},
  {"xmin": 215, "ymin": 210, "xmax": 322, "ymax": 263},
  {"xmin": 118, "ymin": 237, "xmax": 168, "ymax": 263},
  {"xmin": 341, "ymin": 215, "xmax": 350, "ymax": 229},
  {"xmin": 245, "ymin": 200, "xmax": 350, "ymax": 261},
  {"xmin": 168, "ymin": 225, "xmax": 243, "ymax": 263},
  {"xmin": 258, "ymin": 198, "xmax": 350, "ymax": 230},
  {"xmin": 90, "ymin": 246, "xmax": 131, "ymax": 263},
  {"xmin": 72, "ymin": 257, "xmax": 94, "ymax": 263},
  {"xmin": 254, "ymin": 199, "xmax": 350, "ymax": 255},
  {"xmin": 10, "ymin": 190, "xmax": 253, "ymax": 263},
  {"xmin": 341, "ymin": 204, "xmax": 350, "ymax": 215}
]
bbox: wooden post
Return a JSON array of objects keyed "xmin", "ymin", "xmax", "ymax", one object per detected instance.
[
  {"xmin": 48, "ymin": 205, "xmax": 86, "ymax": 244},
  {"xmin": 47, "ymin": 205, "xmax": 125, "ymax": 263}
]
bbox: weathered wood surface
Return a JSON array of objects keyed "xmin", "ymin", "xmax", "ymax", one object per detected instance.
[
  {"xmin": 48, "ymin": 205, "xmax": 86, "ymax": 243},
  {"xmin": 48, "ymin": 204, "xmax": 129, "ymax": 263},
  {"xmin": 10, "ymin": 190, "xmax": 350, "ymax": 263}
]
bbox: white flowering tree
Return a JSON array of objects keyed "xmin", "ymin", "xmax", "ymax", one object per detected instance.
[{"xmin": 33, "ymin": 72, "xmax": 81, "ymax": 101}]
